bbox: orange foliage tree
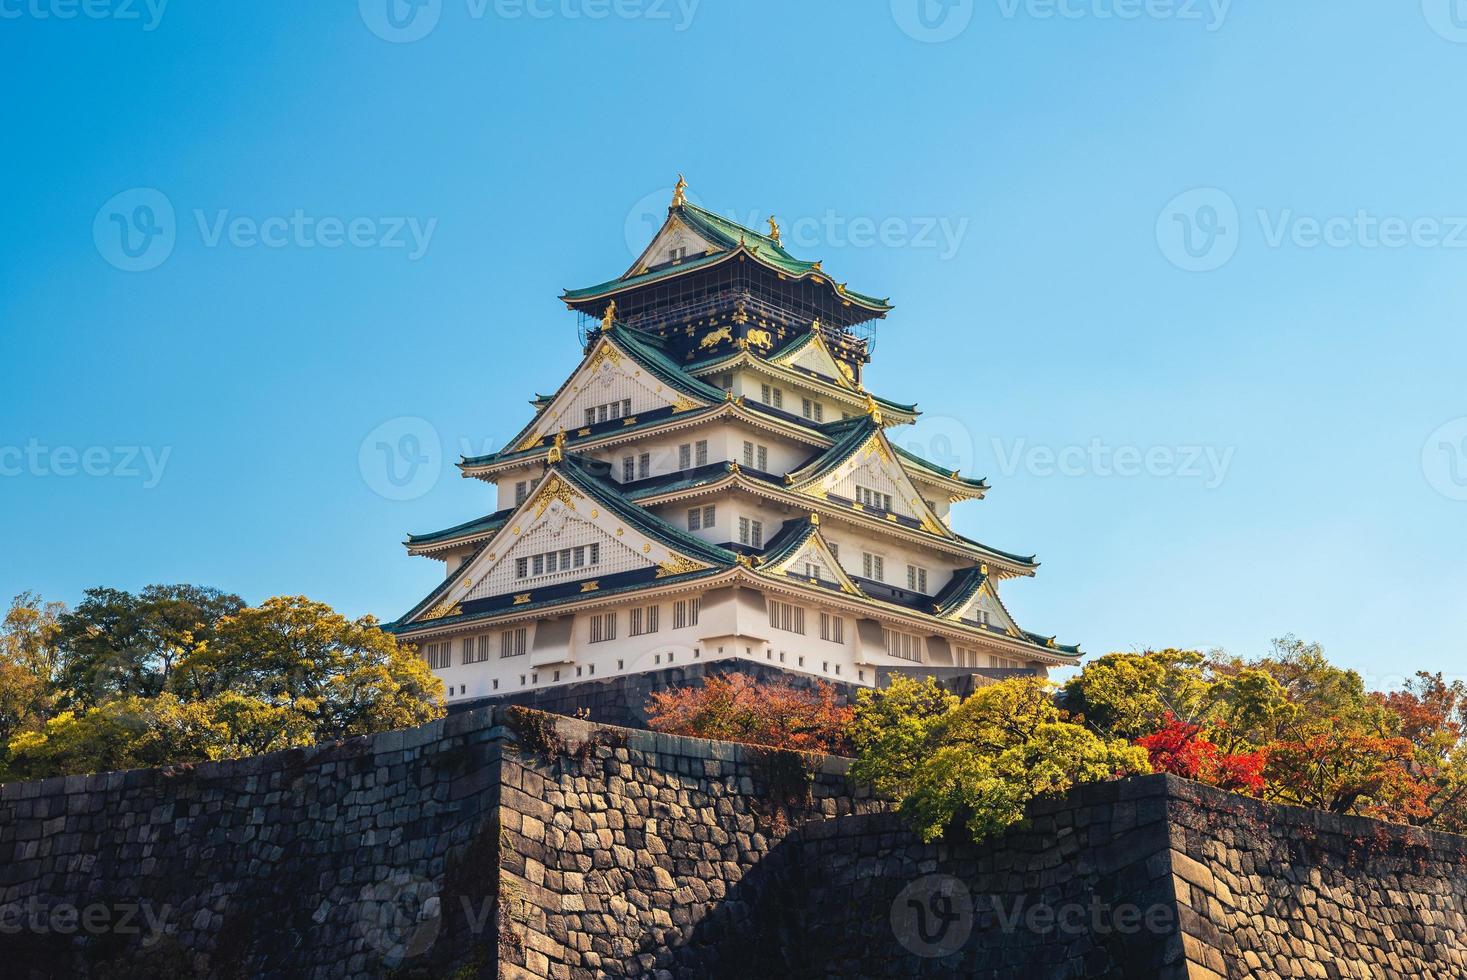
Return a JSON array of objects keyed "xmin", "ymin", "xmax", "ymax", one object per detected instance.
[{"xmin": 644, "ymin": 672, "xmax": 853, "ymax": 755}]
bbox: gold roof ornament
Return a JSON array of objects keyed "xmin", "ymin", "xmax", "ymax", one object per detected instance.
[
  {"xmin": 601, "ymin": 300, "xmax": 616, "ymax": 329},
  {"xmin": 809, "ymin": 512, "xmax": 820, "ymax": 526},
  {"xmin": 671, "ymin": 174, "xmax": 687, "ymax": 208},
  {"xmin": 547, "ymin": 428, "xmax": 566, "ymax": 463},
  {"xmin": 767, "ymin": 215, "xmax": 782, "ymax": 245},
  {"xmin": 864, "ymin": 393, "xmax": 883, "ymax": 425}
]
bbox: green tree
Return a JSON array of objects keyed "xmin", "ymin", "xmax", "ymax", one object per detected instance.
[
  {"xmin": 171, "ymin": 595, "xmax": 443, "ymax": 742},
  {"xmin": 56, "ymin": 584, "xmax": 244, "ymax": 708},
  {"xmin": 1060, "ymin": 649, "xmax": 1213, "ymax": 739},
  {"xmin": 0, "ymin": 593, "xmax": 65, "ymax": 747},
  {"xmin": 851, "ymin": 675, "xmax": 1149, "ymax": 842}
]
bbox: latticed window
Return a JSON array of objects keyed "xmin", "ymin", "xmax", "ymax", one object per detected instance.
[
  {"xmin": 695, "ymin": 440, "xmax": 708, "ymax": 466},
  {"xmin": 499, "ymin": 628, "xmax": 527, "ymax": 659},
  {"xmin": 638, "ymin": 453, "xmax": 650, "ymax": 478},
  {"xmin": 907, "ymin": 565, "xmax": 928, "ymax": 593},
  {"xmin": 518, "ymin": 545, "xmax": 600, "ymax": 581},
  {"xmin": 424, "ymin": 642, "xmax": 451, "ymax": 669},
  {"xmin": 738, "ymin": 518, "xmax": 763, "ymax": 547},
  {"xmin": 769, "ymin": 599, "xmax": 805, "ymax": 634},
  {"xmin": 673, "ymin": 597, "xmax": 701, "ymax": 629},
  {"xmin": 630, "ymin": 605, "xmax": 659, "ymax": 636},
  {"xmin": 515, "ymin": 481, "xmax": 529, "ymax": 505},
  {"xmin": 679, "ymin": 444, "xmax": 691, "ymax": 470},
  {"xmin": 687, "ymin": 505, "xmax": 716, "ymax": 531},
  {"xmin": 622, "ymin": 456, "xmax": 634, "ymax": 482},
  {"xmin": 863, "ymin": 553, "xmax": 884, "ymax": 581},
  {"xmin": 883, "ymin": 628, "xmax": 924, "ymax": 663},
  {"xmin": 589, "ymin": 611, "xmax": 617, "ymax": 643},
  {"xmin": 462, "ymin": 635, "xmax": 492, "ymax": 664},
  {"xmin": 856, "ymin": 486, "xmax": 892, "ymax": 511},
  {"xmin": 820, "ymin": 612, "xmax": 844, "ymax": 644}
]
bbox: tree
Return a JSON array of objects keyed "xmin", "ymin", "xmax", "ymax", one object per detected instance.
[
  {"xmin": 851, "ymin": 675, "xmax": 1149, "ymax": 842},
  {"xmin": 1134, "ymin": 713, "xmax": 1266, "ymax": 795},
  {"xmin": 55, "ymin": 585, "xmax": 244, "ymax": 709},
  {"xmin": 1376, "ymin": 673, "xmax": 1467, "ymax": 831},
  {"xmin": 171, "ymin": 595, "xmax": 443, "ymax": 743},
  {"xmin": 0, "ymin": 593, "xmax": 65, "ymax": 747},
  {"xmin": 4, "ymin": 591, "xmax": 444, "ymax": 780},
  {"xmin": 645, "ymin": 672, "xmax": 853, "ymax": 754},
  {"xmin": 1061, "ymin": 649, "xmax": 1214, "ymax": 739}
]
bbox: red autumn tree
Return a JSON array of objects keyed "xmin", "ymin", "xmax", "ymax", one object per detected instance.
[
  {"xmin": 1135, "ymin": 713, "xmax": 1266, "ymax": 795},
  {"xmin": 644, "ymin": 672, "xmax": 854, "ymax": 755}
]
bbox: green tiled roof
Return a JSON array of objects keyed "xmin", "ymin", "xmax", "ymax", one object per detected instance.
[
  {"xmin": 931, "ymin": 565, "xmax": 989, "ymax": 618},
  {"xmin": 562, "ymin": 203, "xmax": 892, "ymax": 312},
  {"xmin": 407, "ymin": 509, "xmax": 513, "ymax": 547},
  {"xmin": 483, "ymin": 324, "xmax": 725, "ymax": 465},
  {"xmin": 785, "ymin": 416, "xmax": 881, "ymax": 486},
  {"xmin": 892, "ymin": 443, "xmax": 989, "ymax": 491}
]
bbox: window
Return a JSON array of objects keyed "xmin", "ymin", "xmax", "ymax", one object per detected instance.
[
  {"xmin": 805, "ymin": 562, "xmax": 821, "ymax": 580},
  {"xmin": 589, "ymin": 611, "xmax": 617, "ymax": 643},
  {"xmin": 679, "ymin": 443, "xmax": 691, "ymax": 470},
  {"xmin": 856, "ymin": 486, "xmax": 893, "ymax": 511},
  {"xmin": 588, "ymin": 399, "xmax": 632, "ymax": 426},
  {"xmin": 759, "ymin": 384, "xmax": 783, "ymax": 409},
  {"xmin": 742, "ymin": 441, "xmax": 769, "ymax": 471},
  {"xmin": 695, "ymin": 440, "xmax": 708, "ymax": 466},
  {"xmin": 738, "ymin": 517, "xmax": 763, "ymax": 547},
  {"xmin": 463, "ymin": 635, "xmax": 491, "ymax": 665},
  {"xmin": 515, "ymin": 481, "xmax": 529, "ymax": 505},
  {"xmin": 820, "ymin": 612, "xmax": 845, "ymax": 644},
  {"xmin": 499, "ymin": 628, "xmax": 527, "ymax": 659},
  {"xmin": 638, "ymin": 453, "xmax": 650, "ymax": 479},
  {"xmin": 630, "ymin": 605, "xmax": 659, "ymax": 636},
  {"xmin": 687, "ymin": 505, "xmax": 715, "ymax": 532},
  {"xmin": 622, "ymin": 456, "xmax": 635, "ymax": 482},
  {"xmin": 424, "ymin": 642, "xmax": 451, "ymax": 669},
  {"xmin": 970, "ymin": 608, "xmax": 992, "ymax": 627},
  {"xmin": 673, "ymin": 596, "xmax": 701, "ymax": 629},
  {"xmin": 863, "ymin": 553, "xmax": 885, "ymax": 581},
  {"xmin": 769, "ymin": 600, "xmax": 805, "ymax": 634},
  {"xmin": 801, "ymin": 398, "xmax": 824, "ymax": 422},
  {"xmin": 884, "ymin": 628, "xmax": 925, "ymax": 663},
  {"xmin": 828, "ymin": 542, "xmax": 839, "ymax": 559},
  {"xmin": 518, "ymin": 545, "xmax": 600, "ymax": 581},
  {"xmin": 669, "ymin": 245, "xmax": 687, "ymax": 262},
  {"xmin": 907, "ymin": 565, "xmax": 928, "ymax": 593}
]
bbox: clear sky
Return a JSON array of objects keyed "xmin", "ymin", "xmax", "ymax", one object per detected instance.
[{"xmin": 3, "ymin": 1, "xmax": 1466, "ymax": 691}]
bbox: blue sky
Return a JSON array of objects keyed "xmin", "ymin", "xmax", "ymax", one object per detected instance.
[{"xmin": 3, "ymin": 0, "xmax": 1466, "ymax": 689}]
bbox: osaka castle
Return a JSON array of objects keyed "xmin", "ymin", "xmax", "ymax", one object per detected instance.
[{"xmin": 388, "ymin": 178, "xmax": 1079, "ymax": 707}]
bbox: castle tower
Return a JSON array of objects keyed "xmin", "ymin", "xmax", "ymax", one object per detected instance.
[{"xmin": 389, "ymin": 180, "xmax": 1079, "ymax": 707}]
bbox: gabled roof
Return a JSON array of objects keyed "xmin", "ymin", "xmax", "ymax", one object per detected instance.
[
  {"xmin": 892, "ymin": 443, "xmax": 989, "ymax": 496},
  {"xmin": 405, "ymin": 508, "xmax": 514, "ymax": 553},
  {"xmin": 757, "ymin": 516, "xmax": 865, "ymax": 598},
  {"xmin": 495, "ymin": 324, "xmax": 725, "ymax": 458},
  {"xmin": 562, "ymin": 199, "xmax": 892, "ymax": 313},
  {"xmin": 394, "ymin": 455, "xmax": 739, "ymax": 628},
  {"xmin": 931, "ymin": 565, "xmax": 990, "ymax": 619}
]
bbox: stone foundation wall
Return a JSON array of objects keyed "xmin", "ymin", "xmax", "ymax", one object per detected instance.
[{"xmin": 3, "ymin": 709, "xmax": 1467, "ymax": 979}]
